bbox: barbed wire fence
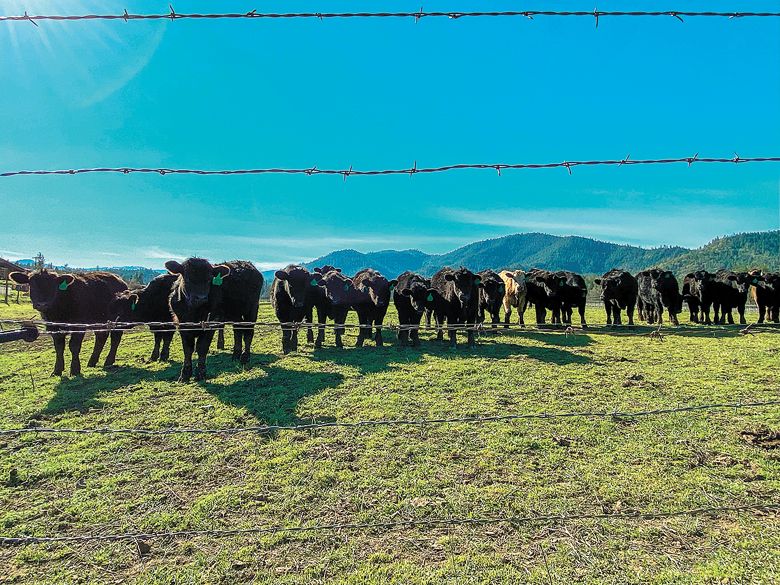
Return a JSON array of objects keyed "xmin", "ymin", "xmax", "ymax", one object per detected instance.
[
  {"xmin": 2, "ymin": 399, "xmax": 778, "ymax": 437},
  {"xmin": 2, "ymin": 9, "xmax": 780, "ymax": 26},
  {"xmin": 2, "ymin": 5, "xmax": 780, "ymax": 555},
  {"xmin": 2, "ymin": 502, "xmax": 778, "ymax": 546},
  {"xmin": 2, "ymin": 155, "xmax": 779, "ymax": 179}
]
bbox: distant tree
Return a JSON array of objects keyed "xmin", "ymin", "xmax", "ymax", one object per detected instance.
[{"xmin": 33, "ymin": 252, "xmax": 45, "ymax": 271}]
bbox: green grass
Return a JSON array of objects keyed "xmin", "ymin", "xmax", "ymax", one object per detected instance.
[{"xmin": 1, "ymin": 299, "xmax": 779, "ymax": 584}]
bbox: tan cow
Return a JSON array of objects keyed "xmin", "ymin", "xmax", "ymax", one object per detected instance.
[{"xmin": 499, "ymin": 270, "xmax": 528, "ymax": 326}]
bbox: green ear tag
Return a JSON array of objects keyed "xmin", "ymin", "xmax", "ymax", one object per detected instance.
[
  {"xmin": 212, "ymin": 273, "xmax": 224, "ymax": 286},
  {"xmin": 131, "ymin": 301, "xmax": 137, "ymax": 311},
  {"xmin": 752, "ymin": 278, "xmax": 758, "ymax": 284},
  {"xmin": 390, "ymin": 285, "xmax": 395, "ymax": 293},
  {"xmin": 310, "ymin": 278, "xmax": 318, "ymax": 286},
  {"xmin": 344, "ymin": 283, "xmax": 350, "ymax": 291},
  {"xmin": 426, "ymin": 293, "xmax": 434, "ymax": 302},
  {"xmin": 58, "ymin": 280, "xmax": 69, "ymax": 291}
]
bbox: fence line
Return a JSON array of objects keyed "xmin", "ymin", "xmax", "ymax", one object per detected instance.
[
  {"xmin": 1, "ymin": 318, "xmax": 777, "ymax": 336},
  {"xmin": 2, "ymin": 155, "xmax": 779, "ymax": 179},
  {"xmin": 2, "ymin": 10, "xmax": 780, "ymax": 27},
  {"xmin": 3, "ymin": 399, "xmax": 778, "ymax": 437},
  {"xmin": 2, "ymin": 502, "xmax": 777, "ymax": 546}
]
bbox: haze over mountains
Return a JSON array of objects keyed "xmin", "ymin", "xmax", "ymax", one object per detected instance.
[
  {"xmin": 303, "ymin": 231, "xmax": 779, "ymax": 278},
  {"xmin": 8, "ymin": 231, "xmax": 778, "ymax": 283}
]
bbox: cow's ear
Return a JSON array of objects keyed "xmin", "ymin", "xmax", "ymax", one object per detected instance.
[
  {"xmin": 400, "ymin": 288, "xmax": 412, "ymax": 297},
  {"xmin": 310, "ymin": 274, "xmax": 324, "ymax": 286},
  {"xmin": 59, "ymin": 274, "xmax": 76, "ymax": 290},
  {"xmin": 8, "ymin": 272, "xmax": 29, "ymax": 285},
  {"xmin": 727, "ymin": 274, "xmax": 737, "ymax": 281},
  {"xmin": 593, "ymin": 279, "xmax": 601, "ymax": 285},
  {"xmin": 275, "ymin": 270, "xmax": 288, "ymax": 281},
  {"xmin": 444, "ymin": 273, "xmax": 455, "ymax": 281},
  {"xmin": 213, "ymin": 264, "xmax": 231, "ymax": 278},
  {"xmin": 684, "ymin": 273, "xmax": 694, "ymax": 279},
  {"xmin": 313, "ymin": 267, "xmax": 322, "ymax": 274},
  {"xmin": 388, "ymin": 279, "xmax": 398, "ymax": 289},
  {"xmin": 165, "ymin": 260, "xmax": 184, "ymax": 275},
  {"xmin": 335, "ymin": 268, "xmax": 342, "ymax": 273}
]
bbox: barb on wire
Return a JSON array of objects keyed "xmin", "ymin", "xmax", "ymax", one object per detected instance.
[
  {"xmin": 1, "ymin": 317, "xmax": 779, "ymax": 337},
  {"xmin": 2, "ymin": 155, "xmax": 779, "ymax": 179},
  {"xmin": 1, "ymin": 10, "xmax": 780, "ymax": 25},
  {"xmin": 1, "ymin": 399, "xmax": 778, "ymax": 437},
  {"xmin": 1, "ymin": 502, "xmax": 776, "ymax": 546}
]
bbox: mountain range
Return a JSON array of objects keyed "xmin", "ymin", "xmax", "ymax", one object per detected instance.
[{"xmin": 301, "ymin": 230, "xmax": 779, "ymax": 278}]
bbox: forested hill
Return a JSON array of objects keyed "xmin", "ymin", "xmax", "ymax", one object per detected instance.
[{"xmin": 663, "ymin": 231, "xmax": 780, "ymax": 274}]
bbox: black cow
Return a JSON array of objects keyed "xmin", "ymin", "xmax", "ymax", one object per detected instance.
[
  {"xmin": 270, "ymin": 264, "xmax": 321, "ymax": 354},
  {"xmin": 751, "ymin": 270, "xmax": 780, "ymax": 323},
  {"xmin": 106, "ymin": 273, "xmax": 178, "ymax": 365},
  {"xmin": 9, "ymin": 269, "xmax": 128, "ymax": 376},
  {"xmin": 556, "ymin": 271, "xmax": 588, "ymax": 328},
  {"xmin": 393, "ymin": 271, "xmax": 435, "ymax": 347},
  {"xmin": 309, "ymin": 268, "xmax": 354, "ymax": 348},
  {"xmin": 684, "ymin": 270, "xmax": 720, "ymax": 324},
  {"xmin": 525, "ymin": 269, "xmax": 564, "ymax": 325},
  {"xmin": 352, "ymin": 269, "xmax": 397, "ymax": 347},
  {"xmin": 166, "ymin": 258, "xmax": 231, "ymax": 382},
  {"xmin": 211, "ymin": 261, "xmax": 263, "ymax": 364},
  {"xmin": 476, "ymin": 269, "xmax": 504, "ymax": 331},
  {"xmin": 681, "ymin": 273, "xmax": 702, "ymax": 323},
  {"xmin": 594, "ymin": 269, "xmax": 637, "ymax": 326},
  {"xmin": 430, "ymin": 267, "xmax": 482, "ymax": 348},
  {"xmin": 713, "ymin": 270, "xmax": 756, "ymax": 325},
  {"xmin": 636, "ymin": 269, "xmax": 682, "ymax": 325}
]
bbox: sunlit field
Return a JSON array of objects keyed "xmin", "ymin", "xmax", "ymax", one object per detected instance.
[{"xmin": 1, "ymin": 297, "xmax": 778, "ymax": 584}]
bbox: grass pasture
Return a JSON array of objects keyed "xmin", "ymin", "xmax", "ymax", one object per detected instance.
[{"xmin": 0, "ymin": 300, "xmax": 779, "ymax": 584}]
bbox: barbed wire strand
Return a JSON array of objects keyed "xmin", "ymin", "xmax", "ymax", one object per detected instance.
[
  {"xmin": 2, "ymin": 399, "xmax": 778, "ymax": 437},
  {"xmin": 2, "ymin": 10, "xmax": 780, "ymax": 26},
  {"xmin": 0, "ymin": 318, "xmax": 777, "ymax": 336},
  {"xmin": 2, "ymin": 155, "xmax": 779, "ymax": 179},
  {"xmin": 2, "ymin": 502, "xmax": 777, "ymax": 546}
]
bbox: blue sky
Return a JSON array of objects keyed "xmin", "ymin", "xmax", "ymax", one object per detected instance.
[{"xmin": 1, "ymin": 1, "xmax": 778, "ymax": 268}]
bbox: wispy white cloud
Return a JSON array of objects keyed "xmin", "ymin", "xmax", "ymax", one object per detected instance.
[
  {"xmin": 253, "ymin": 260, "xmax": 313, "ymax": 271},
  {"xmin": 139, "ymin": 247, "xmax": 185, "ymax": 261},
  {"xmin": 439, "ymin": 205, "xmax": 778, "ymax": 248},
  {"xmin": 0, "ymin": 249, "xmax": 26, "ymax": 259}
]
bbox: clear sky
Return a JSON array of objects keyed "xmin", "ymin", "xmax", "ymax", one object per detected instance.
[{"xmin": 1, "ymin": 1, "xmax": 779, "ymax": 268}]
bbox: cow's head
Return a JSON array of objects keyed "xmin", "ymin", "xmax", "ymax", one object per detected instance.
[
  {"xmin": 507, "ymin": 270, "xmax": 527, "ymax": 292},
  {"xmin": 275, "ymin": 265, "xmax": 317, "ymax": 309},
  {"xmin": 108, "ymin": 289, "xmax": 141, "ymax": 322},
  {"xmin": 595, "ymin": 273, "xmax": 624, "ymax": 306},
  {"xmin": 760, "ymin": 272, "xmax": 780, "ymax": 292},
  {"xmin": 399, "ymin": 282, "xmax": 436, "ymax": 315},
  {"xmin": 357, "ymin": 271, "xmax": 396, "ymax": 308},
  {"xmin": 652, "ymin": 271, "xmax": 682, "ymax": 313},
  {"xmin": 314, "ymin": 265, "xmax": 341, "ymax": 275},
  {"xmin": 729, "ymin": 271, "xmax": 762, "ymax": 294},
  {"xmin": 534, "ymin": 272, "xmax": 567, "ymax": 299},
  {"xmin": 479, "ymin": 272, "xmax": 505, "ymax": 301},
  {"xmin": 320, "ymin": 270, "xmax": 354, "ymax": 306},
  {"xmin": 444, "ymin": 268, "xmax": 482, "ymax": 305},
  {"xmin": 9, "ymin": 269, "xmax": 75, "ymax": 313},
  {"xmin": 166, "ymin": 258, "xmax": 230, "ymax": 309}
]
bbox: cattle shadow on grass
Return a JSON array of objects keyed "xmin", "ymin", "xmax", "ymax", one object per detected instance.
[
  {"xmin": 197, "ymin": 353, "xmax": 344, "ymax": 426},
  {"xmin": 307, "ymin": 334, "xmax": 591, "ymax": 375},
  {"xmin": 41, "ymin": 362, "xmax": 182, "ymax": 416}
]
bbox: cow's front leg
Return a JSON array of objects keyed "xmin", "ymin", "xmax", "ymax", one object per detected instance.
[
  {"xmin": 194, "ymin": 331, "xmax": 214, "ymax": 381},
  {"xmin": 179, "ymin": 332, "xmax": 195, "ymax": 382},
  {"xmin": 87, "ymin": 331, "xmax": 108, "ymax": 367},
  {"xmin": 51, "ymin": 332, "xmax": 67, "ymax": 376},
  {"xmin": 68, "ymin": 332, "xmax": 86, "ymax": 376}
]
